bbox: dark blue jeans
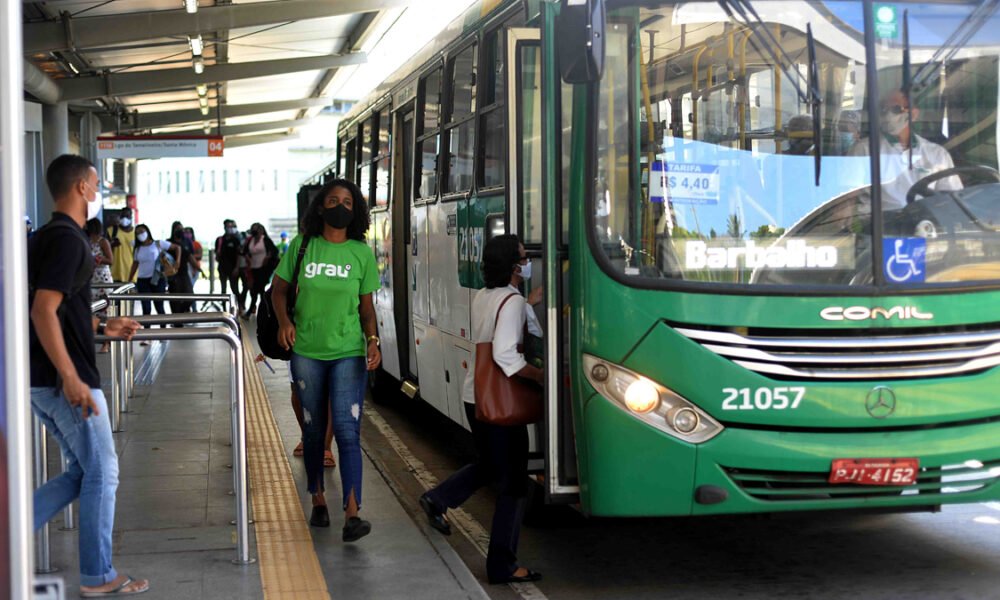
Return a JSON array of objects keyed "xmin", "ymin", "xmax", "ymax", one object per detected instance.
[
  {"xmin": 135, "ymin": 276, "xmax": 166, "ymax": 316},
  {"xmin": 426, "ymin": 402, "xmax": 529, "ymax": 582},
  {"xmin": 290, "ymin": 353, "xmax": 367, "ymax": 508}
]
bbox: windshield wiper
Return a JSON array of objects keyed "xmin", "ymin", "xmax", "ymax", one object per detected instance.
[
  {"xmin": 717, "ymin": 0, "xmax": 824, "ymax": 185},
  {"xmin": 902, "ymin": 8, "xmax": 913, "ymax": 170},
  {"xmin": 910, "ymin": 0, "xmax": 1000, "ymax": 91},
  {"xmin": 806, "ymin": 23, "xmax": 822, "ymax": 186}
]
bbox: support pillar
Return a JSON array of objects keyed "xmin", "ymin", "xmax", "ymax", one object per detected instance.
[{"xmin": 40, "ymin": 101, "xmax": 68, "ymax": 220}]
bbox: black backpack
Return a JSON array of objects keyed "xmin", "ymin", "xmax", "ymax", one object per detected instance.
[
  {"xmin": 256, "ymin": 236, "xmax": 310, "ymax": 361},
  {"xmin": 28, "ymin": 220, "xmax": 93, "ymax": 315}
]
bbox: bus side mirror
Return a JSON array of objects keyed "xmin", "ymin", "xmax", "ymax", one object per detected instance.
[{"xmin": 556, "ymin": 0, "xmax": 605, "ymax": 84}]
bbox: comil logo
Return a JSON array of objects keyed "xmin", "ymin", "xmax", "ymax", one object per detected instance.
[
  {"xmin": 304, "ymin": 262, "xmax": 352, "ymax": 279},
  {"xmin": 820, "ymin": 306, "xmax": 934, "ymax": 321}
]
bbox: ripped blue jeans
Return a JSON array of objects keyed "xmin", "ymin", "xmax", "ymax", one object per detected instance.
[{"xmin": 290, "ymin": 353, "xmax": 367, "ymax": 508}]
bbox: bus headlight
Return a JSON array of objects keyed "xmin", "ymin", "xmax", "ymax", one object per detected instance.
[
  {"xmin": 583, "ymin": 354, "xmax": 722, "ymax": 443},
  {"xmin": 624, "ymin": 379, "xmax": 659, "ymax": 413}
]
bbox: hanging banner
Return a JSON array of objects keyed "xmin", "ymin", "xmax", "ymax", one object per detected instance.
[{"xmin": 97, "ymin": 136, "xmax": 224, "ymax": 159}]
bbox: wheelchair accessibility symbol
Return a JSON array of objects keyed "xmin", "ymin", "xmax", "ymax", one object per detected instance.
[{"xmin": 883, "ymin": 238, "xmax": 926, "ymax": 283}]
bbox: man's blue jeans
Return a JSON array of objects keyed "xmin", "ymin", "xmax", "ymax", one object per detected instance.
[
  {"xmin": 290, "ymin": 353, "xmax": 367, "ymax": 509},
  {"xmin": 31, "ymin": 387, "xmax": 119, "ymax": 587}
]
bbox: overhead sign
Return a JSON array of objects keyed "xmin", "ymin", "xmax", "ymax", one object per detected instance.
[{"xmin": 96, "ymin": 136, "xmax": 224, "ymax": 159}]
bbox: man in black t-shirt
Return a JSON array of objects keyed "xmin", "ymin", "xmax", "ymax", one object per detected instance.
[
  {"xmin": 28, "ymin": 155, "xmax": 149, "ymax": 596},
  {"xmin": 214, "ymin": 218, "xmax": 245, "ymax": 312}
]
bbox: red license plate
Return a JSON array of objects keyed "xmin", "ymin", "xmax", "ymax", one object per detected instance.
[{"xmin": 828, "ymin": 458, "xmax": 919, "ymax": 486}]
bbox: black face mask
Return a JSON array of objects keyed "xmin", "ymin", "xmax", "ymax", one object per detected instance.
[{"xmin": 323, "ymin": 204, "xmax": 353, "ymax": 230}]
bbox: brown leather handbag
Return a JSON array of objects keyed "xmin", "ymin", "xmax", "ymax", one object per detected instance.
[{"xmin": 474, "ymin": 293, "xmax": 543, "ymax": 426}]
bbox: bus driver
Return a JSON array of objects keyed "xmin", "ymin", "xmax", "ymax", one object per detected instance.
[{"xmin": 850, "ymin": 89, "xmax": 962, "ymax": 210}]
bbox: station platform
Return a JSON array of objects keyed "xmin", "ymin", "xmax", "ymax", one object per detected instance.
[{"xmin": 39, "ymin": 328, "xmax": 488, "ymax": 600}]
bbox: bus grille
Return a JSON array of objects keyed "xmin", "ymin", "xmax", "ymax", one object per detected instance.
[
  {"xmin": 723, "ymin": 460, "xmax": 1000, "ymax": 502},
  {"xmin": 674, "ymin": 322, "xmax": 1000, "ymax": 381}
]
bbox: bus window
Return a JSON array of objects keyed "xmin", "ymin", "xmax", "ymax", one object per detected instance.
[
  {"xmin": 422, "ymin": 67, "xmax": 442, "ymax": 133},
  {"xmin": 595, "ymin": 2, "xmax": 876, "ymax": 287},
  {"xmin": 345, "ymin": 137, "xmax": 357, "ymax": 185},
  {"xmin": 449, "ymin": 43, "xmax": 478, "ymax": 124},
  {"xmin": 375, "ymin": 157, "xmax": 390, "ymax": 208},
  {"xmin": 417, "ymin": 136, "xmax": 439, "ymax": 200},
  {"xmin": 362, "ymin": 115, "xmax": 374, "ymax": 166},
  {"xmin": 479, "ymin": 29, "xmax": 506, "ymax": 189},
  {"xmin": 417, "ymin": 67, "xmax": 443, "ymax": 201},
  {"xmin": 445, "ymin": 43, "xmax": 478, "ymax": 195},
  {"xmin": 482, "ymin": 29, "xmax": 504, "ymax": 108},
  {"xmin": 870, "ymin": 2, "xmax": 1000, "ymax": 285},
  {"xmin": 378, "ymin": 112, "xmax": 391, "ymax": 158},
  {"xmin": 480, "ymin": 109, "xmax": 504, "ymax": 188},
  {"xmin": 338, "ymin": 137, "xmax": 347, "ymax": 177},
  {"xmin": 360, "ymin": 163, "xmax": 372, "ymax": 204},
  {"xmin": 447, "ymin": 120, "xmax": 475, "ymax": 193},
  {"xmin": 517, "ymin": 44, "xmax": 542, "ymax": 245}
]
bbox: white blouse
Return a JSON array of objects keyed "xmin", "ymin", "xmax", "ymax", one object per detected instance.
[{"xmin": 461, "ymin": 285, "xmax": 528, "ymax": 405}]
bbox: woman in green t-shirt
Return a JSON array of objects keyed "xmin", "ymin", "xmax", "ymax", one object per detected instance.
[{"xmin": 272, "ymin": 178, "xmax": 381, "ymax": 542}]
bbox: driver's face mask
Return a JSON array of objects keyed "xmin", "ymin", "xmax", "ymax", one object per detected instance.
[{"xmin": 881, "ymin": 109, "xmax": 909, "ymax": 136}]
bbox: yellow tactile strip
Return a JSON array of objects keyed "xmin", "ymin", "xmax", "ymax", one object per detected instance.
[{"xmin": 242, "ymin": 335, "xmax": 331, "ymax": 600}]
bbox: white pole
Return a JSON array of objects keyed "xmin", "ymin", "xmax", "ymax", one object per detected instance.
[{"xmin": 1, "ymin": 0, "xmax": 39, "ymax": 595}]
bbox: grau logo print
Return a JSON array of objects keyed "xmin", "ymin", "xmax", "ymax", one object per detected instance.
[{"xmin": 304, "ymin": 262, "xmax": 353, "ymax": 279}]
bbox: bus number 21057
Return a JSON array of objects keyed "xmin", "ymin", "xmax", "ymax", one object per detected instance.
[{"xmin": 721, "ymin": 387, "xmax": 806, "ymax": 411}]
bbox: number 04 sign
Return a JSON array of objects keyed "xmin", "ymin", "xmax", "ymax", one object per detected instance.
[{"xmin": 97, "ymin": 136, "xmax": 225, "ymax": 159}]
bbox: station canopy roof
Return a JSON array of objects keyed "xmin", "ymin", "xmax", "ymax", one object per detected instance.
[{"xmin": 21, "ymin": 0, "xmax": 415, "ymax": 146}]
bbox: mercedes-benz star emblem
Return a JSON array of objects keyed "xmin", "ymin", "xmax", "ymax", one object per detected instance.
[{"xmin": 865, "ymin": 386, "xmax": 897, "ymax": 419}]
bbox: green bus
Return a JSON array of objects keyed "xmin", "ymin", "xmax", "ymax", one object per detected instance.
[{"xmin": 310, "ymin": 0, "xmax": 1000, "ymax": 516}]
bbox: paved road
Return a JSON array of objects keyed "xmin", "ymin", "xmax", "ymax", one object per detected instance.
[{"xmin": 364, "ymin": 394, "xmax": 1000, "ymax": 600}]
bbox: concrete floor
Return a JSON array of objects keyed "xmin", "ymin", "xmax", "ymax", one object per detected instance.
[{"xmin": 39, "ymin": 334, "xmax": 487, "ymax": 600}]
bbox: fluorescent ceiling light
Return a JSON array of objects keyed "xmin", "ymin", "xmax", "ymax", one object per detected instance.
[
  {"xmin": 188, "ymin": 35, "xmax": 204, "ymax": 57},
  {"xmin": 199, "ymin": 96, "xmax": 208, "ymax": 108},
  {"xmin": 196, "ymin": 84, "xmax": 208, "ymax": 96},
  {"xmin": 203, "ymin": 122, "xmax": 212, "ymax": 134},
  {"xmin": 184, "ymin": 0, "xmax": 198, "ymax": 14},
  {"xmin": 200, "ymin": 105, "xmax": 210, "ymax": 116},
  {"xmin": 193, "ymin": 57, "xmax": 204, "ymax": 74}
]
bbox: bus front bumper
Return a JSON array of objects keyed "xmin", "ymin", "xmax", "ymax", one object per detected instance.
[
  {"xmin": 581, "ymin": 393, "xmax": 1000, "ymax": 516},
  {"xmin": 694, "ymin": 420, "xmax": 1000, "ymax": 515}
]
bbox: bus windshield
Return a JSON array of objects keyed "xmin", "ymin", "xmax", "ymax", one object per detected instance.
[{"xmin": 595, "ymin": 1, "xmax": 1000, "ymax": 288}]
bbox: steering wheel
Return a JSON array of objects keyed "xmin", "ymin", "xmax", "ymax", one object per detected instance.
[{"xmin": 905, "ymin": 165, "xmax": 1000, "ymax": 205}]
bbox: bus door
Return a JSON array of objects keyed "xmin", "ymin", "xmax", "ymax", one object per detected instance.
[
  {"xmin": 393, "ymin": 104, "xmax": 417, "ymax": 380},
  {"xmin": 508, "ymin": 26, "xmax": 579, "ymax": 501}
]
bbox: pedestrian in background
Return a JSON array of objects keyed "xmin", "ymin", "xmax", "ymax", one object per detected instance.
[
  {"xmin": 214, "ymin": 219, "xmax": 245, "ymax": 314},
  {"xmin": 242, "ymin": 222, "xmax": 278, "ymax": 316},
  {"xmin": 278, "ymin": 231, "xmax": 290, "ymax": 257},
  {"xmin": 167, "ymin": 222, "xmax": 197, "ymax": 319},
  {"xmin": 86, "ymin": 218, "xmax": 113, "ymax": 353},
  {"xmin": 106, "ymin": 207, "xmax": 135, "ymax": 282},
  {"xmin": 272, "ymin": 178, "xmax": 380, "ymax": 542},
  {"xmin": 128, "ymin": 223, "xmax": 179, "ymax": 319},
  {"xmin": 184, "ymin": 226, "xmax": 203, "ymax": 287}
]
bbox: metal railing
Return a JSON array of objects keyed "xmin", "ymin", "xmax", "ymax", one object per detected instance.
[
  {"xmin": 96, "ymin": 316, "xmax": 253, "ymax": 565},
  {"xmin": 34, "ymin": 293, "xmax": 253, "ymax": 566},
  {"xmin": 102, "ymin": 291, "xmax": 237, "ymax": 431}
]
